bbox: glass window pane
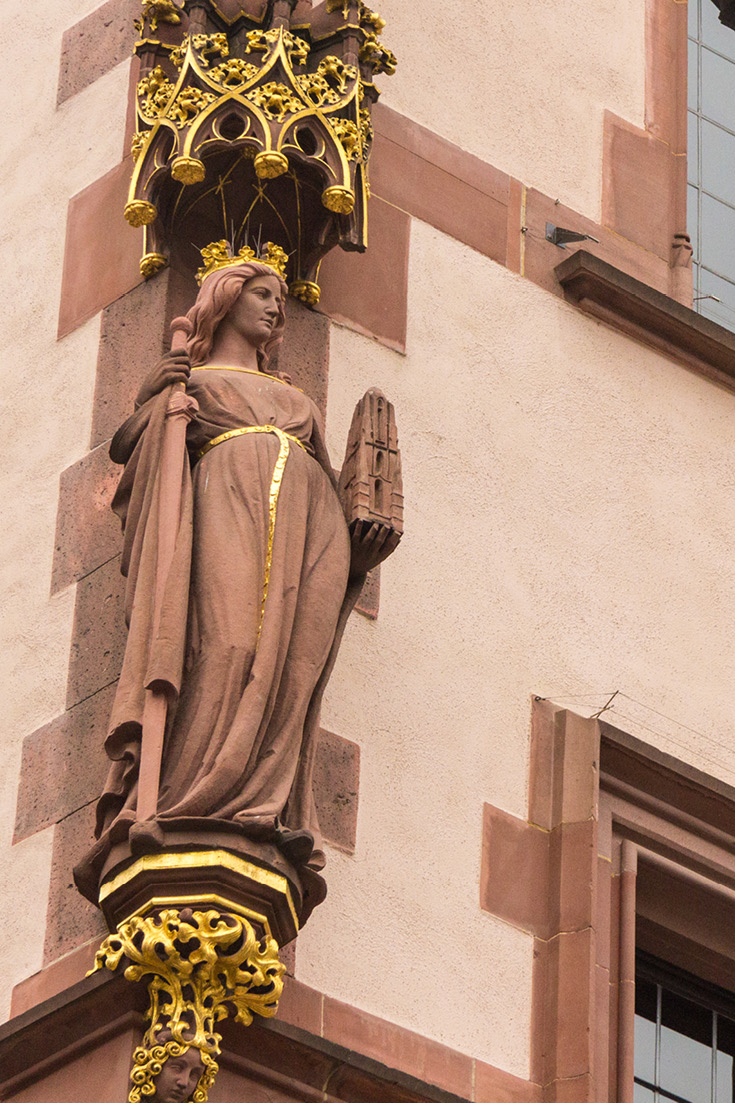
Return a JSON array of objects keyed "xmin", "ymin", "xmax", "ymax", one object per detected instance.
[
  {"xmin": 635, "ymin": 1015, "xmax": 657, "ymax": 1084},
  {"xmin": 699, "ymin": 268, "xmax": 735, "ymax": 330},
  {"xmin": 689, "ymin": 0, "xmax": 699, "ymax": 40},
  {"xmin": 717, "ymin": 1050, "xmax": 734, "ymax": 1103},
  {"xmin": 690, "ymin": 38, "xmax": 701, "ymax": 112},
  {"xmin": 717, "ymin": 1015, "xmax": 735, "ymax": 1103},
  {"xmin": 701, "ymin": 47, "xmax": 735, "ymax": 130},
  {"xmin": 702, "ymin": 0, "xmax": 735, "ymax": 62},
  {"xmin": 702, "ymin": 119, "xmax": 735, "ymax": 204},
  {"xmin": 689, "ymin": 111, "xmax": 700, "ymax": 182},
  {"xmin": 660, "ymin": 990, "xmax": 713, "ymax": 1103},
  {"xmin": 688, "ymin": 183, "xmax": 700, "ymax": 257},
  {"xmin": 634, "ymin": 1086, "xmax": 656, "ymax": 1103},
  {"xmin": 700, "ymin": 192, "xmax": 735, "ymax": 275},
  {"xmin": 657, "ymin": 992, "xmax": 710, "ymax": 1103}
]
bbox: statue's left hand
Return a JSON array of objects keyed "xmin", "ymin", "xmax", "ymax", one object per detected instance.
[{"xmin": 349, "ymin": 520, "xmax": 401, "ymax": 579}]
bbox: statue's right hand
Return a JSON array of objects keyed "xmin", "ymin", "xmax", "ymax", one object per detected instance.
[{"xmin": 134, "ymin": 349, "xmax": 191, "ymax": 408}]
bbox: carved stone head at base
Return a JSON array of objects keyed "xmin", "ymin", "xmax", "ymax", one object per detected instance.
[
  {"xmin": 129, "ymin": 1039, "xmax": 216, "ymax": 1103},
  {"xmin": 153, "ymin": 1046, "xmax": 206, "ymax": 1103}
]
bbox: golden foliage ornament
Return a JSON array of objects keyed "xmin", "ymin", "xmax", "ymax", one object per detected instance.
[{"xmin": 91, "ymin": 907, "xmax": 285, "ymax": 1103}]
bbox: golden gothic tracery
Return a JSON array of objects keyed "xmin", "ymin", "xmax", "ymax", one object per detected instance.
[{"xmin": 126, "ymin": 0, "xmax": 395, "ymax": 304}]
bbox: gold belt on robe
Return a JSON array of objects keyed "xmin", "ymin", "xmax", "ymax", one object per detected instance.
[{"xmin": 194, "ymin": 425, "xmax": 307, "ymax": 643}]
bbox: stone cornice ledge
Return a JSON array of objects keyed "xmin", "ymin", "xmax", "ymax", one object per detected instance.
[{"xmin": 555, "ymin": 250, "xmax": 735, "ymax": 392}]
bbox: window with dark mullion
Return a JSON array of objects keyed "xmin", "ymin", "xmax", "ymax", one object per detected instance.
[
  {"xmin": 635, "ymin": 954, "xmax": 735, "ymax": 1103},
  {"xmin": 688, "ymin": 0, "xmax": 735, "ymax": 330}
]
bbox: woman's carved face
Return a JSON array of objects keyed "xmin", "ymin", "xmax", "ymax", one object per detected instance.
[
  {"xmin": 225, "ymin": 274, "xmax": 284, "ymax": 348},
  {"xmin": 153, "ymin": 1047, "xmax": 205, "ymax": 1103}
]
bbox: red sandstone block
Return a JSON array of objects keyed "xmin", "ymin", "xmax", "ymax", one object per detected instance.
[
  {"xmin": 58, "ymin": 158, "xmax": 143, "ymax": 339},
  {"xmin": 546, "ymin": 1076, "xmax": 595, "ymax": 1103},
  {"xmin": 10, "ymin": 938, "xmax": 100, "ymax": 1018},
  {"xmin": 531, "ymin": 935, "xmax": 552, "ymax": 1085},
  {"xmin": 43, "ymin": 804, "xmax": 109, "ymax": 967},
  {"xmin": 51, "ymin": 443, "xmax": 122, "ymax": 594},
  {"xmin": 645, "ymin": 0, "xmax": 687, "ymax": 154},
  {"xmin": 373, "ymin": 104, "xmax": 510, "ymax": 205},
  {"xmin": 66, "ymin": 557, "xmax": 127, "ymax": 709},
  {"xmin": 522, "ymin": 188, "xmax": 671, "ymax": 302},
  {"xmin": 57, "ymin": 0, "xmax": 139, "ymax": 105},
  {"xmin": 277, "ymin": 977, "xmax": 323, "ymax": 1036},
  {"xmin": 480, "ymin": 804, "xmax": 550, "ymax": 937},
  {"xmin": 594, "ymin": 963, "xmax": 611, "ymax": 1103},
  {"xmin": 550, "ymin": 819, "xmax": 597, "ymax": 936},
  {"xmin": 91, "ymin": 273, "xmax": 173, "ymax": 448},
  {"xmin": 602, "ymin": 113, "xmax": 678, "ymax": 261},
  {"xmin": 313, "ymin": 729, "xmax": 360, "ymax": 854},
  {"xmin": 319, "ymin": 197, "xmax": 409, "ymax": 354},
  {"xmin": 322, "ymin": 997, "xmax": 473, "ymax": 1097},
  {"xmin": 474, "ymin": 1061, "xmax": 541, "ymax": 1103},
  {"xmin": 14, "ymin": 682, "xmax": 116, "ymax": 844},
  {"xmin": 370, "ymin": 129, "xmax": 507, "ymax": 266},
  {"xmin": 529, "ymin": 701, "xmax": 564, "ymax": 830},
  {"xmin": 595, "ymin": 858, "xmax": 612, "ymax": 970},
  {"xmin": 558, "ymin": 712, "xmax": 599, "ymax": 826},
  {"xmin": 276, "ymin": 297, "xmax": 331, "ymax": 417},
  {"xmin": 553, "ymin": 928, "xmax": 595, "ymax": 1082},
  {"xmin": 330, "ymin": 1065, "xmax": 432, "ymax": 1103}
]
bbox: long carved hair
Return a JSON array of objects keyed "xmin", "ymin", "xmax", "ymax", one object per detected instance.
[{"xmin": 171, "ymin": 262, "xmax": 287, "ymax": 371}]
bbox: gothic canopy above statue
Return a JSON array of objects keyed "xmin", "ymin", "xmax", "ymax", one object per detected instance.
[{"xmin": 126, "ymin": 0, "xmax": 396, "ymax": 304}]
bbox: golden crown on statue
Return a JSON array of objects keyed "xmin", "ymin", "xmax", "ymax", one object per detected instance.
[{"xmin": 196, "ymin": 240, "xmax": 289, "ymax": 285}]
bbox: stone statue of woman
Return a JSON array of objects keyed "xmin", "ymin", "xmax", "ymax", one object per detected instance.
[{"xmin": 74, "ymin": 245, "xmax": 400, "ymax": 912}]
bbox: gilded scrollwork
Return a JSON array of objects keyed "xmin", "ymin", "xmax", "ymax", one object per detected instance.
[
  {"xmin": 246, "ymin": 28, "xmax": 310, "ymax": 66},
  {"xmin": 171, "ymin": 32, "xmax": 229, "ymax": 69},
  {"xmin": 326, "ymin": 0, "xmax": 352, "ymax": 16},
  {"xmin": 92, "ymin": 908, "xmax": 285, "ymax": 1102},
  {"xmin": 359, "ymin": 3, "xmax": 386, "ymax": 35},
  {"xmin": 246, "ymin": 81, "xmax": 304, "ymax": 122},
  {"xmin": 209, "ymin": 57, "xmax": 259, "ymax": 88},
  {"xmin": 169, "ymin": 86, "xmax": 217, "ymax": 126},
  {"xmin": 134, "ymin": 0, "xmax": 181, "ymax": 35},
  {"xmin": 359, "ymin": 34, "xmax": 397, "ymax": 76},
  {"xmin": 192, "ymin": 32, "xmax": 230, "ymax": 66},
  {"xmin": 328, "ymin": 116, "xmax": 361, "ymax": 161},
  {"xmin": 131, "ymin": 130, "xmax": 148, "ymax": 160},
  {"xmin": 137, "ymin": 65, "xmax": 175, "ymax": 122},
  {"xmin": 138, "ymin": 66, "xmax": 215, "ymax": 127},
  {"xmin": 297, "ymin": 56, "xmax": 357, "ymax": 107}
]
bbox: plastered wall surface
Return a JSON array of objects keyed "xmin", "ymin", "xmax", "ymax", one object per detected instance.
[
  {"xmin": 296, "ymin": 219, "xmax": 735, "ymax": 1076},
  {"xmin": 377, "ymin": 0, "xmax": 646, "ymax": 221},
  {"xmin": 0, "ymin": 2, "xmax": 131, "ymax": 1021}
]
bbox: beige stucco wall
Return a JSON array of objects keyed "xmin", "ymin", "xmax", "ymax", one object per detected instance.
[
  {"xmin": 0, "ymin": 1, "xmax": 131, "ymax": 1021},
  {"xmin": 378, "ymin": 0, "xmax": 646, "ymax": 221},
  {"xmin": 299, "ymin": 218, "xmax": 735, "ymax": 1075}
]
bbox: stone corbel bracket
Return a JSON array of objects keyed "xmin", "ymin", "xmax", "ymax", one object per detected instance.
[
  {"xmin": 126, "ymin": 0, "xmax": 396, "ymax": 304},
  {"xmin": 91, "ymin": 849, "xmax": 298, "ymax": 1103}
]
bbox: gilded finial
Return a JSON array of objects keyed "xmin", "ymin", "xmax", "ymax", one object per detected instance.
[{"xmin": 196, "ymin": 240, "xmax": 289, "ymax": 285}]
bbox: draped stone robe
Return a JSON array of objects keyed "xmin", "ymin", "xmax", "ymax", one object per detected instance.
[{"xmin": 76, "ymin": 366, "xmax": 352, "ymax": 898}]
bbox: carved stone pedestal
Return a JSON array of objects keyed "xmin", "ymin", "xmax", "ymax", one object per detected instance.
[{"xmin": 98, "ymin": 839, "xmax": 302, "ymax": 943}]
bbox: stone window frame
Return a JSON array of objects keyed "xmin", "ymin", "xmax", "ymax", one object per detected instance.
[
  {"xmin": 481, "ymin": 700, "xmax": 735, "ymax": 1103},
  {"xmin": 600, "ymin": 721, "xmax": 735, "ymax": 1103}
]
